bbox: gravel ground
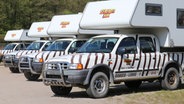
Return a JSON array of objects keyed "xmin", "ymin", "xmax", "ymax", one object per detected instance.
[{"xmin": 1, "ymin": 65, "xmax": 184, "ymax": 104}]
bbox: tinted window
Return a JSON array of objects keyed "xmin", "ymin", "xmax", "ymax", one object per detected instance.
[
  {"xmin": 68, "ymin": 40, "xmax": 86, "ymax": 53},
  {"xmin": 117, "ymin": 37, "xmax": 137, "ymax": 54},
  {"xmin": 78, "ymin": 37, "xmax": 118, "ymax": 53},
  {"xmin": 177, "ymin": 9, "xmax": 184, "ymax": 28},
  {"xmin": 45, "ymin": 41, "xmax": 71, "ymax": 51},
  {"xmin": 3, "ymin": 43, "xmax": 16, "ymax": 50},
  {"xmin": 139, "ymin": 37, "xmax": 155, "ymax": 53},
  {"xmin": 26, "ymin": 42, "xmax": 44, "ymax": 50},
  {"xmin": 145, "ymin": 3, "xmax": 162, "ymax": 16}
]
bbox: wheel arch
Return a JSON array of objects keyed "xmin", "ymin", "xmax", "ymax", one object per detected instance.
[
  {"xmin": 83, "ymin": 64, "xmax": 113, "ymax": 85},
  {"xmin": 161, "ymin": 61, "xmax": 182, "ymax": 78}
]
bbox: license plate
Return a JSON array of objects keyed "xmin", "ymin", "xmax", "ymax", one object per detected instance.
[{"xmin": 46, "ymin": 71, "xmax": 60, "ymax": 75}]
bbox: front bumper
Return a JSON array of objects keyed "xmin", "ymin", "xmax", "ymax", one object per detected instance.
[
  {"xmin": 19, "ymin": 57, "xmax": 42, "ymax": 74},
  {"xmin": 32, "ymin": 62, "xmax": 43, "ymax": 73},
  {"xmin": 43, "ymin": 62, "xmax": 89, "ymax": 87},
  {"xmin": 3, "ymin": 57, "xmax": 19, "ymax": 68}
]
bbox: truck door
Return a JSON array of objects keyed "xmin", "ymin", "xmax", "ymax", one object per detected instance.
[
  {"xmin": 115, "ymin": 36, "xmax": 139, "ymax": 78},
  {"xmin": 138, "ymin": 36, "xmax": 159, "ymax": 77}
]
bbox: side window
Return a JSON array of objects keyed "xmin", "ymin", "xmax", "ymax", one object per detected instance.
[
  {"xmin": 43, "ymin": 42, "xmax": 52, "ymax": 50},
  {"xmin": 145, "ymin": 3, "xmax": 162, "ymax": 16},
  {"xmin": 15, "ymin": 44, "xmax": 24, "ymax": 50},
  {"xmin": 117, "ymin": 37, "xmax": 137, "ymax": 54},
  {"xmin": 68, "ymin": 40, "xmax": 86, "ymax": 53},
  {"xmin": 177, "ymin": 9, "xmax": 184, "ymax": 28},
  {"xmin": 139, "ymin": 37, "xmax": 155, "ymax": 53}
]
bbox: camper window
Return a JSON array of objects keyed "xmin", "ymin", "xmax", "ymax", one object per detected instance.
[
  {"xmin": 177, "ymin": 9, "xmax": 184, "ymax": 28},
  {"xmin": 145, "ymin": 3, "xmax": 162, "ymax": 16}
]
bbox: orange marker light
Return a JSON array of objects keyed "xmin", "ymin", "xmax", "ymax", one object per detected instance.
[
  {"xmin": 39, "ymin": 58, "xmax": 44, "ymax": 63},
  {"xmin": 77, "ymin": 63, "xmax": 83, "ymax": 70}
]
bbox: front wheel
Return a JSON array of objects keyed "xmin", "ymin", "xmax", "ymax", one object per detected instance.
[
  {"xmin": 86, "ymin": 72, "xmax": 109, "ymax": 98},
  {"xmin": 50, "ymin": 86, "xmax": 72, "ymax": 96},
  {"xmin": 9, "ymin": 67, "xmax": 20, "ymax": 73},
  {"xmin": 161, "ymin": 67, "xmax": 180, "ymax": 90},
  {"xmin": 24, "ymin": 72, "xmax": 40, "ymax": 81}
]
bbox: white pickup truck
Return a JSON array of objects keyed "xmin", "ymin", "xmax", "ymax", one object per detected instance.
[
  {"xmin": 0, "ymin": 29, "xmax": 37, "ymax": 62},
  {"xmin": 42, "ymin": 0, "xmax": 184, "ymax": 98},
  {"xmin": 19, "ymin": 38, "xmax": 86, "ymax": 80}
]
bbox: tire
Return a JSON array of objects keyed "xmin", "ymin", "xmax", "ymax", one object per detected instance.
[
  {"xmin": 86, "ymin": 72, "xmax": 109, "ymax": 98},
  {"xmin": 50, "ymin": 86, "xmax": 72, "ymax": 96},
  {"xmin": 161, "ymin": 67, "xmax": 180, "ymax": 90},
  {"xmin": 9, "ymin": 67, "xmax": 20, "ymax": 73},
  {"xmin": 24, "ymin": 72, "xmax": 40, "ymax": 81},
  {"xmin": 124, "ymin": 81, "xmax": 142, "ymax": 89}
]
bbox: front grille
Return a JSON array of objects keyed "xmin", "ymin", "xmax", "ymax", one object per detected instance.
[
  {"xmin": 5, "ymin": 61, "xmax": 11, "ymax": 64},
  {"xmin": 21, "ymin": 57, "xmax": 28, "ymax": 62},
  {"xmin": 46, "ymin": 62, "xmax": 68, "ymax": 70},
  {"xmin": 20, "ymin": 63, "xmax": 29, "ymax": 68},
  {"xmin": 60, "ymin": 63, "xmax": 68, "ymax": 70},
  {"xmin": 47, "ymin": 64, "xmax": 59, "ymax": 70}
]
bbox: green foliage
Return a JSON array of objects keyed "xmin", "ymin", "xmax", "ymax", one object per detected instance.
[{"xmin": 0, "ymin": 0, "xmax": 99, "ymax": 39}]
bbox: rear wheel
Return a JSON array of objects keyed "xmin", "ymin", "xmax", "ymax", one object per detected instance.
[
  {"xmin": 24, "ymin": 72, "xmax": 40, "ymax": 81},
  {"xmin": 161, "ymin": 67, "xmax": 180, "ymax": 90},
  {"xmin": 124, "ymin": 81, "xmax": 142, "ymax": 89},
  {"xmin": 9, "ymin": 67, "xmax": 20, "ymax": 73},
  {"xmin": 50, "ymin": 86, "xmax": 72, "ymax": 96},
  {"xmin": 86, "ymin": 72, "xmax": 109, "ymax": 98}
]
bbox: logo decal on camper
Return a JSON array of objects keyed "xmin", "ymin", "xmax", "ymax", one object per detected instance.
[
  {"xmin": 37, "ymin": 27, "xmax": 44, "ymax": 32},
  {"xmin": 60, "ymin": 21, "xmax": 70, "ymax": 28},
  {"xmin": 100, "ymin": 9, "xmax": 115, "ymax": 18},
  {"xmin": 11, "ymin": 34, "xmax": 16, "ymax": 37}
]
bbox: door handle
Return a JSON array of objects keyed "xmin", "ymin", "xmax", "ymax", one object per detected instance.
[{"xmin": 135, "ymin": 58, "xmax": 139, "ymax": 60}]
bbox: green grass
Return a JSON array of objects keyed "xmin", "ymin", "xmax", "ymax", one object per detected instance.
[{"xmin": 123, "ymin": 90, "xmax": 184, "ymax": 104}]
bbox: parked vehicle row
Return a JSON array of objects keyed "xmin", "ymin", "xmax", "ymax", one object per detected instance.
[{"xmin": 2, "ymin": 0, "xmax": 184, "ymax": 99}]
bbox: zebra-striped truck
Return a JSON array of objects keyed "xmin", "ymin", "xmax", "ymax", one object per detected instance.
[{"xmin": 42, "ymin": 0, "xmax": 184, "ymax": 98}]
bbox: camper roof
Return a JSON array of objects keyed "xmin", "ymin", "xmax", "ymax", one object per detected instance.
[
  {"xmin": 48, "ymin": 13, "xmax": 114, "ymax": 37},
  {"xmin": 4, "ymin": 29, "xmax": 39, "ymax": 41},
  {"xmin": 80, "ymin": 0, "xmax": 139, "ymax": 29},
  {"xmin": 28, "ymin": 21, "xmax": 50, "ymax": 37}
]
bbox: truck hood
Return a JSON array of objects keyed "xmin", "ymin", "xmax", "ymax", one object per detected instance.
[
  {"xmin": 46, "ymin": 53, "xmax": 119, "ymax": 69},
  {"xmin": 21, "ymin": 52, "xmax": 40, "ymax": 58},
  {"xmin": 16, "ymin": 50, "xmax": 39, "ymax": 57},
  {"xmin": 0, "ymin": 50, "xmax": 14, "ymax": 55},
  {"xmin": 35, "ymin": 51, "xmax": 65, "ymax": 62},
  {"xmin": 5, "ymin": 51, "xmax": 19, "ymax": 56}
]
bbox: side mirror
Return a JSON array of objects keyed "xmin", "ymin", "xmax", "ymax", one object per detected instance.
[
  {"xmin": 117, "ymin": 47, "xmax": 126, "ymax": 55},
  {"xmin": 69, "ymin": 48, "xmax": 78, "ymax": 53}
]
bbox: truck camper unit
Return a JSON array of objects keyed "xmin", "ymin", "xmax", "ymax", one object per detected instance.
[
  {"xmin": 80, "ymin": 0, "xmax": 184, "ymax": 47},
  {"xmin": 47, "ymin": 13, "xmax": 114, "ymax": 37},
  {"xmin": 4, "ymin": 29, "xmax": 39, "ymax": 41},
  {"xmin": 3, "ymin": 21, "xmax": 52, "ymax": 73},
  {"xmin": 19, "ymin": 13, "xmax": 114, "ymax": 81}
]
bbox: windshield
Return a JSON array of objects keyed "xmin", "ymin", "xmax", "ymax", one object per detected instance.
[
  {"xmin": 45, "ymin": 40, "xmax": 71, "ymax": 51},
  {"xmin": 77, "ymin": 37, "xmax": 118, "ymax": 53},
  {"xmin": 26, "ymin": 42, "xmax": 44, "ymax": 50},
  {"xmin": 3, "ymin": 43, "xmax": 16, "ymax": 50}
]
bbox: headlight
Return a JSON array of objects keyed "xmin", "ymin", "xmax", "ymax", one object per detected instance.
[
  {"xmin": 5, "ymin": 55, "xmax": 15, "ymax": 59},
  {"xmin": 15, "ymin": 55, "xmax": 20, "ymax": 59},
  {"xmin": 34, "ymin": 58, "xmax": 44, "ymax": 63},
  {"xmin": 69, "ymin": 63, "xmax": 83, "ymax": 70}
]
